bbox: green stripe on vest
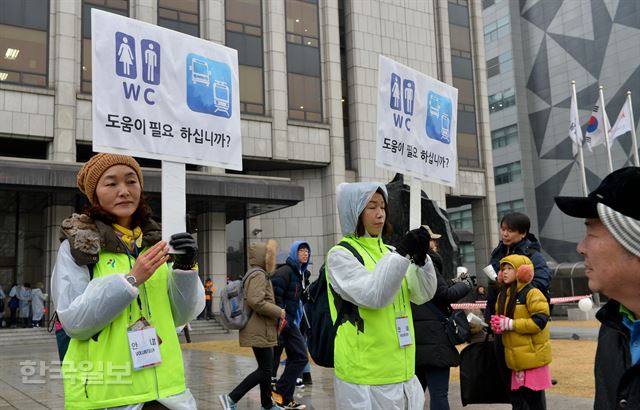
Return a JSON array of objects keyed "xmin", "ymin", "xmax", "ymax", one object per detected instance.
[
  {"xmin": 62, "ymin": 250, "xmax": 186, "ymax": 409},
  {"xmin": 328, "ymin": 235, "xmax": 416, "ymax": 385}
]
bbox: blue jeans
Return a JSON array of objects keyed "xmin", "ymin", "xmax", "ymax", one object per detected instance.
[{"xmin": 416, "ymin": 365, "xmax": 451, "ymax": 410}]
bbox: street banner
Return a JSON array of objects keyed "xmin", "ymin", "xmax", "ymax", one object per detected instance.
[
  {"xmin": 376, "ymin": 55, "xmax": 458, "ymax": 187},
  {"xmin": 92, "ymin": 9, "xmax": 242, "ymax": 170}
]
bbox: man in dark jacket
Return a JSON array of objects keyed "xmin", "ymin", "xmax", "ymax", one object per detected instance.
[
  {"xmin": 484, "ymin": 212, "xmax": 551, "ymax": 323},
  {"xmin": 555, "ymin": 167, "xmax": 640, "ymax": 410},
  {"xmin": 412, "ymin": 246, "xmax": 473, "ymax": 410},
  {"xmin": 270, "ymin": 241, "xmax": 310, "ymax": 410}
]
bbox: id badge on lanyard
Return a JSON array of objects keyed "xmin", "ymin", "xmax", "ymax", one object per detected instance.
[
  {"xmin": 127, "ymin": 317, "xmax": 162, "ymax": 370},
  {"xmin": 395, "ymin": 311, "xmax": 412, "ymax": 348}
]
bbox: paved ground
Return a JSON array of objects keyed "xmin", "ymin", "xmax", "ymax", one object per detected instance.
[{"xmin": 0, "ymin": 324, "xmax": 597, "ymax": 409}]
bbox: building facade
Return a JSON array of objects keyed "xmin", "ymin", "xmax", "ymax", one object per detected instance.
[
  {"xmin": 479, "ymin": 0, "xmax": 640, "ymax": 266},
  {"xmin": 0, "ymin": 0, "xmax": 497, "ymax": 311}
]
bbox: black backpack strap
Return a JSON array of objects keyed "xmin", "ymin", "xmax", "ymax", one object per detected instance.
[
  {"xmin": 516, "ymin": 284, "xmax": 534, "ymax": 305},
  {"xmin": 329, "ymin": 241, "xmax": 366, "ymax": 333},
  {"xmin": 425, "ymin": 302, "xmax": 448, "ymax": 323}
]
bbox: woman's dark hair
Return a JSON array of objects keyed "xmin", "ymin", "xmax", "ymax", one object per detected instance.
[
  {"xmin": 497, "ymin": 280, "xmax": 518, "ymax": 318},
  {"xmin": 85, "ymin": 193, "xmax": 153, "ymax": 227},
  {"xmin": 355, "ymin": 188, "xmax": 393, "ymax": 237},
  {"xmin": 500, "ymin": 212, "xmax": 530, "ymax": 234}
]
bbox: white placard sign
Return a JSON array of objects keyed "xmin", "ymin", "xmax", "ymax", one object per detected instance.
[
  {"xmin": 376, "ymin": 55, "xmax": 458, "ymax": 186},
  {"xmin": 91, "ymin": 9, "xmax": 242, "ymax": 170}
]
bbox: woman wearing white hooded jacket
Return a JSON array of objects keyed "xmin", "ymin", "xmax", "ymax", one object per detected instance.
[{"xmin": 326, "ymin": 182, "xmax": 438, "ymax": 410}]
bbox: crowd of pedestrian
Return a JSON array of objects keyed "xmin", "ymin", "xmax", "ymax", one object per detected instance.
[{"xmin": 31, "ymin": 153, "xmax": 638, "ymax": 410}]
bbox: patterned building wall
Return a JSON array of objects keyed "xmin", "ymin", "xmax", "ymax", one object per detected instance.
[{"xmin": 519, "ymin": 0, "xmax": 640, "ymax": 262}]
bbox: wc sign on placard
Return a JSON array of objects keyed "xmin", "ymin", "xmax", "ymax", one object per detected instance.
[
  {"xmin": 91, "ymin": 9, "xmax": 242, "ymax": 170},
  {"xmin": 376, "ymin": 55, "xmax": 458, "ymax": 187}
]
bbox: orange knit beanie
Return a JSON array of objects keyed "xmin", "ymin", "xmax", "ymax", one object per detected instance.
[{"xmin": 77, "ymin": 153, "xmax": 144, "ymax": 204}]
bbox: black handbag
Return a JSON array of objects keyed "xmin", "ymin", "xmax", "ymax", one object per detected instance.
[
  {"xmin": 426, "ymin": 303, "xmax": 471, "ymax": 345},
  {"xmin": 459, "ymin": 334, "xmax": 510, "ymax": 405}
]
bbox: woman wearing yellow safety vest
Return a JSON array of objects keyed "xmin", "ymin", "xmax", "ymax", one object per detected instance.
[
  {"xmin": 51, "ymin": 153, "xmax": 204, "ymax": 409},
  {"xmin": 326, "ymin": 182, "xmax": 438, "ymax": 409}
]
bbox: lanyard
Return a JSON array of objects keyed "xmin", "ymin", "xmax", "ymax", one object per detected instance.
[{"xmin": 120, "ymin": 240, "xmax": 152, "ymax": 322}]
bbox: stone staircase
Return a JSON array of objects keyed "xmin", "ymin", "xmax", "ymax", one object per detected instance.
[
  {"xmin": 0, "ymin": 319, "xmax": 228, "ymax": 347},
  {"xmin": 182, "ymin": 318, "xmax": 229, "ymax": 338},
  {"xmin": 0, "ymin": 326, "xmax": 55, "ymax": 348}
]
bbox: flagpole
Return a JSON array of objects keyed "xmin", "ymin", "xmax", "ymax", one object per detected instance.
[
  {"xmin": 572, "ymin": 81, "xmax": 588, "ymax": 196},
  {"xmin": 628, "ymin": 91, "xmax": 639, "ymax": 166},
  {"xmin": 600, "ymin": 85, "xmax": 613, "ymax": 172}
]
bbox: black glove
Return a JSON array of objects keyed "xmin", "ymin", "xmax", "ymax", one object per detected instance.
[
  {"xmin": 461, "ymin": 274, "xmax": 477, "ymax": 289},
  {"xmin": 170, "ymin": 232, "xmax": 198, "ymax": 270},
  {"xmin": 452, "ymin": 271, "xmax": 477, "ymax": 288},
  {"xmin": 395, "ymin": 227, "xmax": 430, "ymax": 265}
]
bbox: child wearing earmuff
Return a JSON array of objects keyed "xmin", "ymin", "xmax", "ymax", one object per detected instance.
[{"xmin": 491, "ymin": 254, "xmax": 552, "ymax": 410}]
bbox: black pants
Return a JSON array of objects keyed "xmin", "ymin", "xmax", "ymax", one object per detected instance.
[
  {"xmin": 274, "ymin": 324, "xmax": 308, "ymax": 403},
  {"xmin": 229, "ymin": 347, "xmax": 274, "ymax": 408},
  {"xmin": 416, "ymin": 365, "xmax": 451, "ymax": 410},
  {"xmin": 9, "ymin": 307, "xmax": 18, "ymax": 327},
  {"xmin": 511, "ymin": 387, "xmax": 546, "ymax": 410},
  {"xmin": 495, "ymin": 336, "xmax": 547, "ymax": 410},
  {"xmin": 205, "ymin": 299, "xmax": 212, "ymax": 319}
]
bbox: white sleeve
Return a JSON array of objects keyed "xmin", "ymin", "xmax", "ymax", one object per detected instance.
[
  {"xmin": 326, "ymin": 247, "xmax": 411, "ymax": 309},
  {"xmin": 51, "ymin": 240, "xmax": 138, "ymax": 340},
  {"xmin": 405, "ymin": 255, "xmax": 438, "ymax": 304},
  {"xmin": 167, "ymin": 266, "xmax": 205, "ymax": 327}
]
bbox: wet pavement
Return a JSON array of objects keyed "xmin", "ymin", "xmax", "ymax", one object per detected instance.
[{"xmin": 0, "ymin": 331, "xmax": 596, "ymax": 409}]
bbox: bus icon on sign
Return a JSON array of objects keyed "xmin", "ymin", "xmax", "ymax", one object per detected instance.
[
  {"xmin": 425, "ymin": 91, "xmax": 452, "ymax": 144},
  {"xmin": 190, "ymin": 58, "xmax": 211, "ymax": 87},
  {"xmin": 186, "ymin": 53, "xmax": 232, "ymax": 118}
]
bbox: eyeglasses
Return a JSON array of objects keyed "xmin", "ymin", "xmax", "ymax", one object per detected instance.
[{"xmin": 297, "ymin": 249, "xmax": 310, "ymax": 254}]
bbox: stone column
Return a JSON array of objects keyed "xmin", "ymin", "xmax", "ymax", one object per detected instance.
[
  {"xmin": 319, "ymin": 0, "xmax": 346, "ymax": 247},
  {"xmin": 133, "ymin": 0, "xmax": 155, "ymax": 24},
  {"xmin": 197, "ymin": 212, "xmax": 227, "ymax": 313},
  {"xmin": 265, "ymin": 0, "xmax": 289, "ymax": 160},
  {"xmin": 469, "ymin": 0, "xmax": 498, "ymax": 275},
  {"xmin": 44, "ymin": 204, "xmax": 74, "ymax": 311},
  {"xmin": 50, "ymin": 1, "xmax": 79, "ymax": 162}
]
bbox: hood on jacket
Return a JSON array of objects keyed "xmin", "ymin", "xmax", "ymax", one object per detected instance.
[
  {"xmin": 499, "ymin": 254, "xmax": 534, "ymax": 286},
  {"xmin": 248, "ymin": 239, "xmax": 278, "ymax": 274},
  {"xmin": 336, "ymin": 182, "xmax": 388, "ymax": 235},
  {"xmin": 287, "ymin": 240, "xmax": 311, "ymax": 273}
]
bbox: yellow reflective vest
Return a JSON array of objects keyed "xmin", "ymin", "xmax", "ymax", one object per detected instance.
[
  {"xmin": 62, "ymin": 250, "xmax": 186, "ymax": 409},
  {"xmin": 327, "ymin": 235, "xmax": 416, "ymax": 385}
]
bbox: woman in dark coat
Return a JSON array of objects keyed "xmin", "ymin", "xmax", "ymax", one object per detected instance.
[{"xmin": 411, "ymin": 251, "xmax": 473, "ymax": 410}]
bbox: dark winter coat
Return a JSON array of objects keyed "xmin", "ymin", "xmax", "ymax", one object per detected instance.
[
  {"xmin": 412, "ymin": 268, "xmax": 470, "ymax": 368},
  {"xmin": 594, "ymin": 300, "xmax": 640, "ymax": 410},
  {"xmin": 485, "ymin": 233, "xmax": 551, "ymax": 321},
  {"xmin": 271, "ymin": 260, "xmax": 308, "ymax": 326}
]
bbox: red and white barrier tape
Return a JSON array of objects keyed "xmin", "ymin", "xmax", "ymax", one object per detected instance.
[{"xmin": 451, "ymin": 294, "xmax": 592, "ymax": 310}]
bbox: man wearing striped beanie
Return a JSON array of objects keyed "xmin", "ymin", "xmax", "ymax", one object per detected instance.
[{"xmin": 555, "ymin": 166, "xmax": 640, "ymax": 410}]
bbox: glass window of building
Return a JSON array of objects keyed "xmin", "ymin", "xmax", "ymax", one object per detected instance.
[
  {"xmin": 488, "ymin": 87, "xmax": 516, "ymax": 113},
  {"xmin": 482, "ymin": 0, "xmax": 495, "ymax": 9},
  {"xmin": 486, "ymin": 50, "xmax": 512, "ymax": 78},
  {"xmin": 448, "ymin": 0, "xmax": 479, "ymax": 168},
  {"xmin": 449, "ymin": 208, "xmax": 473, "ymax": 230},
  {"xmin": 494, "ymin": 161, "xmax": 522, "ymax": 185},
  {"xmin": 0, "ymin": 0, "xmax": 49, "ymax": 87},
  {"xmin": 459, "ymin": 243, "xmax": 476, "ymax": 267},
  {"xmin": 497, "ymin": 199, "xmax": 525, "ymax": 219},
  {"xmin": 226, "ymin": 219, "xmax": 246, "ymax": 280},
  {"xmin": 491, "ymin": 124, "xmax": 518, "ymax": 148},
  {"xmin": 226, "ymin": 0, "xmax": 264, "ymax": 115},
  {"xmin": 81, "ymin": 0, "xmax": 129, "ymax": 93},
  {"xmin": 484, "ymin": 16, "xmax": 510, "ymax": 43},
  {"xmin": 158, "ymin": 0, "xmax": 199, "ymax": 37},
  {"xmin": 338, "ymin": 0, "xmax": 352, "ymax": 169},
  {"xmin": 286, "ymin": 0, "xmax": 322, "ymax": 122}
]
